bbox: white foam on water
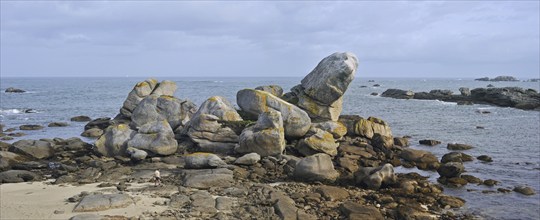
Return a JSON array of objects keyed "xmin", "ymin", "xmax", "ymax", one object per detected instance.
[{"xmin": 0, "ymin": 109, "xmax": 22, "ymax": 114}]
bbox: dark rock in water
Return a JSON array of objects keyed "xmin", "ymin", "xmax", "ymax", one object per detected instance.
[
  {"xmin": 483, "ymin": 179, "xmax": 499, "ymax": 187},
  {"xmin": 459, "ymin": 87, "xmax": 471, "ymax": 96},
  {"xmin": 8, "ymin": 132, "xmax": 25, "ymax": 137},
  {"xmin": 381, "ymin": 89, "xmax": 415, "ymax": 99},
  {"xmin": 9, "ymin": 139, "xmax": 54, "ymax": 159},
  {"xmin": 492, "ymin": 76, "xmax": 519, "ymax": 81},
  {"xmin": 470, "ymin": 87, "xmax": 540, "ymax": 110},
  {"xmin": 0, "ymin": 170, "xmax": 39, "ymax": 183},
  {"xmin": 48, "ymin": 122, "xmax": 69, "ymax": 127},
  {"xmin": 437, "ymin": 162, "xmax": 464, "ymax": 178},
  {"xmin": 393, "ymin": 137, "xmax": 409, "ymax": 147},
  {"xmin": 438, "ymin": 196, "xmax": 465, "ymax": 208},
  {"xmin": 476, "ymin": 109, "xmax": 491, "ymax": 114},
  {"xmin": 1, "ymin": 137, "xmax": 14, "ymax": 141},
  {"xmin": 457, "ymin": 101, "xmax": 473, "ymax": 105},
  {"xmin": 360, "ymin": 85, "xmax": 368, "ymax": 88},
  {"xmin": 5, "ymin": 87, "xmax": 26, "ymax": 93},
  {"xmin": 461, "ymin": 174, "xmax": 482, "ymax": 184},
  {"xmin": 84, "ymin": 117, "xmax": 113, "ymax": 130},
  {"xmin": 339, "ymin": 202, "xmax": 384, "ymax": 220},
  {"xmin": 475, "ymin": 77, "xmax": 490, "ymax": 81},
  {"xmin": 373, "ymin": 84, "xmax": 380, "ymax": 87},
  {"xmin": 438, "ymin": 176, "xmax": 468, "ymax": 187},
  {"xmin": 419, "ymin": 139, "xmax": 441, "ymax": 146},
  {"xmin": 255, "ymin": 85, "xmax": 284, "ymax": 97},
  {"xmin": 513, "ymin": 186, "xmax": 536, "ymax": 195},
  {"xmin": 400, "ymin": 148, "xmax": 440, "ymax": 170},
  {"xmin": 441, "ymin": 152, "xmax": 473, "ymax": 163},
  {"xmin": 447, "ymin": 143, "xmax": 473, "ymax": 150},
  {"xmin": 24, "ymin": 109, "xmax": 38, "ymax": 113},
  {"xmin": 19, "ymin": 124, "xmax": 44, "ymax": 130},
  {"xmin": 71, "ymin": 116, "xmax": 92, "ymax": 122},
  {"xmin": 477, "ymin": 155, "xmax": 493, "ymax": 162},
  {"xmin": 476, "ymin": 126, "xmax": 485, "ymax": 129},
  {"xmin": 370, "ymin": 92, "xmax": 379, "ymax": 96},
  {"xmin": 486, "ymin": 84, "xmax": 495, "ymax": 87},
  {"xmin": 497, "ymin": 188, "xmax": 512, "ymax": 193}
]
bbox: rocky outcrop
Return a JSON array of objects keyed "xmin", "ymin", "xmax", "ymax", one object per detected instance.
[
  {"xmin": 400, "ymin": 148, "xmax": 440, "ymax": 170},
  {"xmin": 73, "ymin": 194, "xmax": 134, "ymax": 212},
  {"xmin": 236, "ymin": 111, "xmax": 285, "ymax": 157},
  {"xmin": 185, "ymin": 153, "xmax": 226, "ymax": 169},
  {"xmin": 237, "ymin": 89, "xmax": 310, "ymax": 138},
  {"xmin": 71, "ymin": 116, "xmax": 91, "ymax": 122},
  {"xmin": 19, "ymin": 125, "xmax": 44, "ymax": 130},
  {"xmin": 95, "ymin": 124, "xmax": 135, "ymax": 157},
  {"xmin": 120, "ymin": 79, "xmax": 178, "ymax": 118},
  {"xmin": 8, "ymin": 140, "xmax": 54, "ymax": 160},
  {"xmin": 296, "ymin": 126, "xmax": 338, "ymax": 156},
  {"xmin": 293, "ymin": 153, "xmax": 339, "ymax": 182},
  {"xmin": 437, "ymin": 162, "xmax": 465, "ymax": 178},
  {"xmin": 381, "ymin": 89, "xmax": 414, "ymax": 99},
  {"xmin": 5, "ymin": 87, "xmax": 26, "ymax": 93},
  {"xmin": 312, "ymin": 121, "xmax": 347, "ymax": 139},
  {"xmin": 255, "ymin": 85, "xmax": 284, "ymax": 97},
  {"xmin": 185, "ymin": 96, "xmax": 243, "ymax": 154},
  {"xmin": 475, "ymin": 76, "xmax": 518, "ymax": 82},
  {"xmin": 130, "ymin": 94, "xmax": 197, "ymax": 131},
  {"xmin": 355, "ymin": 163, "xmax": 396, "ymax": 190},
  {"xmin": 283, "ymin": 52, "xmax": 358, "ymax": 121},
  {"xmin": 338, "ymin": 115, "xmax": 392, "ymax": 139},
  {"xmin": 127, "ymin": 120, "xmax": 178, "ymax": 156},
  {"xmin": 0, "ymin": 170, "xmax": 39, "ymax": 183}
]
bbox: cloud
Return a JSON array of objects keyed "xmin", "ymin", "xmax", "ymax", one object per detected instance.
[{"xmin": 1, "ymin": 1, "xmax": 539, "ymax": 78}]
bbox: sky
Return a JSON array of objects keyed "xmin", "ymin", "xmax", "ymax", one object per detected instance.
[{"xmin": 0, "ymin": 1, "xmax": 539, "ymax": 78}]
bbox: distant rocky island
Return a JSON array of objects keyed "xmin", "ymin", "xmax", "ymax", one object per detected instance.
[
  {"xmin": 474, "ymin": 76, "xmax": 518, "ymax": 81},
  {"xmin": 381, "ymin": 87, "xmax": 540, "ymax": 110}
]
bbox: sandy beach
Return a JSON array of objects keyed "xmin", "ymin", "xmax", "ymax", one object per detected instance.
[{"xmin": 0, "ymin": 181, "xmax": 168, "ymax": 219}]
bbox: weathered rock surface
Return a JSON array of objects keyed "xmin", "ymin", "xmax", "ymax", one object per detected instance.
[
  {"xmin": 285, "ymin": 52, "xmax": 358, "ymax": 121},
  {"xmin": 400, "ymin": 148, "xmax": 439, "ymax": 170},
  {"xmin": 441, "ymin": 152, "xmax": 474, "ymax": 163},
  {"xmin": 355, "ymin": 163, "xmax": 396, "ymax": 190},
  {"xmin": 48, "ymin": 122, "xmax": 69, "ymax": 127},
  {"xmin": 81, "ymin": 128, "xmax": 103, "ymax": 138},
  {"xmin": 437, "ymin": 162, "xmax": 465, "ymax": 178},
  {"xmin": 73, "ymin": 194, "xmax": 134, "ymax": 212},
  {"xmin": 0, "ymin": 170, "xmax": 39, "ymax": 183},
  {"xmin": 234, "ymin": 153, "xmax": 261, "ymax": 165},
  {"xmin": 8, "ymin": 140, "xmax": 54, "ymax": 159},
  {"xmin": 95, "ymin": 124, "xmax": 135, "ymax": 157},
  {"xmin": 513, "ymin": 186, "xmax": 536, "ymax": 195},
  {"xmin": 237, "ymin": 89, "xmax": 311, "ymax": 138},
  {"xmin": 338, "ymin": 115, "xmax": 392, "ymax": 139},
  {"xmin": 71, "ymin": 116, "xmax": 92, "ymax": 122},
  {"xmin": 340, "ymin": 202, "xmax": 384, "ymax": 220},
  {"xmin": 120, "ymin": 79, "xmax": 159, "ymax": 117},
  {"xmin": 255, "ymin": 85, "xmax": 284, "ymax": 97},
  {"xmin": 130, "ymin": 94, "xmax": 196, "ymax": 131},
  {"xmin": 419, "ymin": 139, "xmax": 441, "ymax": 146},
  {"xmin": 296, "ymin": 127, "xmax": 338, "ymax": 156},
  {"xmin": 181, "ymin": 168, "xmax": 234, "ymax": 189},
  {"xmin": 126, "ymin": 147, "xmax": 147, "ymax": 161},
  {"xmin": 127, "ymin": 120, "xmax": 178, "ymax": 156},
  {"xmin": 184, "ymin": 153, "xmax": 226, "ymax": 169},
  {"xmin": 447, "ymin": 143, "xmax": 473, "ymax": 150},
  {"xmin": 185, "ymin": 96, "xmax": 242, "ymax": 153},
  {"xmin": 470, "ymin": 87, "xmax": 540, "ymax": 110},
  {"xmin": 293, "ymin": 153, "xmax": 339, "ymax": 182},
  {"xmin": 312, "ymin": 121, "xmax": 347, "ymax": 139},
  {"xmin": 236, "ymin": 111, "xmax": 285, "ymax": 157}
]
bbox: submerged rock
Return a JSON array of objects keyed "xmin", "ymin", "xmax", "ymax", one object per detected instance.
[
  {"xmin": 48, "ymin": 122, "xmax": 69, "ymax": 127},
  {"xmin": 419, "ymin": 139, "xmax": 442, "ymax": 146},
  {"xmin": 19, "ymin": 125, "xmax": 44, "ymax": 130},
  {"xmin": 71, "ymin": 116, "xmax": 92, "ymax": 122},
  {"xmin": 447, "ymin": 143, "xmax": 473, "ymax": 150},
  {"xmin": 513, "ymin": 186, "xmax": 536, "ymax": 195},
  {"xmin": 5, "ymin": 87, "xmax": 26, "ymax": 93}
]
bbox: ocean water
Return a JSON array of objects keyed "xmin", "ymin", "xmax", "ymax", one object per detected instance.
[{"xmin": 1, "ymin": 77, "xmax": 539, "ymax": 219}]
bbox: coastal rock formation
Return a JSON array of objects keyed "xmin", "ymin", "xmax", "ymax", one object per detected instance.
[
  {"xmin": 95, "ymin": 124, "xmax": 135, "ymax": 157},
  {"xmin": 437, "ymin": 162, "xmax": 465, "ymax": 178},
  {"xmin": 130, "ymin": 94, "xmax": 197, "ymax": 131},
  {"xmin": 73, "ymin": 194, "xmax": 134, "ymax": 212},
  {"xmin": 236, "ymin": 111, "xmax": 285, "ymax": 157},
  {"xmin": 293, "ymin": 153, "xmax": 339, "ymax": 182},
  {"xmin": 255, "ymin": 85, "xmax": 284, "ymax": 97},
  {"xmin": 296, "ymin": 127, "xmax": 338, "ymax": 156},
  {"xmin": 234, "ymin": 153, "xmax": 261, "ymax": 165},
  {"xmin": 470, "ymin": 87, "xmax": 540, "ymax": 110},
  {"xmin": 400, "ymin": 148, "xmax": 440, "ymax": 170},
  {"xmin": 475, "ymin": 76, "xmax": 518, "ymax": 81},
  {"xmin": 120, "ymin": 79, "xmax": 178, "ymax": 118},
  {"xmin": 71, "ymin": 116, "xmax": 92, "ymax": 122},
  {"xmin": 48, "ymin": 122, "xmax": 69, "ymax": 127},
  {"xmin": 126, "ymin": 147, "xmax": 147, "ymax": 161},
  {"xmin": 237, "ymin": 89, "xmax": 310, "ymax": 138},
  {"xmin": 381, "ymin": 89, "xmax": 415, "ymax": 99},
  {"xmin": 0, "ymin": 170, "xmax": 39, "ymax": 183},
  {"xmin": 355, "ymin": 163, "xmax": 396, "ymax": 190},
  {"xmin": 19, "ymin": 125, "xmax": 44, "ymax": 130},
  {"xmin": 447, "ymin": 143, "xmax": 473, "ymax": 150},
  {"xmin": 338, "ymin": 115, "xmax": 392, "ymax": 139},
  {"xmin": 8, "ymin": 140, "xmax": 54, "ymax": 160},
  {"xmin": 5, "ymin": 87, "xmax": 26, "ymax": 93},
  {"xmin": 284, "ymin": 52, "xmax": 358, "ymax": 121},
  {"xmin": 312, "ymin": 121, "xmax": 347, "ymax": 139},
  {"xmin": 185, "ymin": 153, "xmax": 226, "ymax": 169},
  {"xmin": 185, "ymin": 96, "xmax": 242, "ymax": 153},
  {"xmin": 127, "ymin": 120, "xmax": 178, "ymax": 156}
]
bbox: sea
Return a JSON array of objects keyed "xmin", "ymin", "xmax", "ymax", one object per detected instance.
[{"xmin": 1, "ymin": 77, "xmax": 539, "ymax": 220}]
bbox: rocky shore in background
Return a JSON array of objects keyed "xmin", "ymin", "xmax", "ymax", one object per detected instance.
[
  {"xmin": 381, "ymin": 86, "xmax": 540, "ymax": 110},
  {"xmin": 1, "ymin": 52, "xmax": 536, "ymax": 220},
  {"xmin": 474, "ymin": 76, "xmax": 519, "ymax": 82}
]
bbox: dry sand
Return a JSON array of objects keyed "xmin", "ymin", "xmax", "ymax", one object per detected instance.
[{"xmin": 0, "ymin": 181, "xmax": 168, "ymax": 219}]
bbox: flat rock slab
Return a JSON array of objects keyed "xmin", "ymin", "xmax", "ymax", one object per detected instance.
[
  {"xmin": 73, "ymin": 194, "xmax": 134, "ymax": 212},
  {"xmin": 181, "ymin": 168, "xmax": 234, "ymax": 189},
  {"xmin": 340, "ymin": 202, "xmax": 384, "ymax": 220}
]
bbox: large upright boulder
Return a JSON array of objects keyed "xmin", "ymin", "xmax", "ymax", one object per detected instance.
[
  {"xmin": 119, "ymin": 79, "xmax": 178, "ymax": 118},
  {"xmin": 237, "ymin": 89, "xmax": 311, "ymax": 138},
  {"xmin": 285, "ymin": 52, "xmax": 358, "ymax": 121},
  {"xmin": 131, "ymin": 94, "xmax": 197, "ymax": 131},
  {"xmin": 236, "ymin": 111, "xmax": 286, "ymax": 157},
  {"xmin": 186, "ymin": 96, "xmax": 243, "ymax": 153},
  {"xmin": 127, "ymin": 120, "xmax": 178, "ymax": 156},
  {"xmin": 95, "ymin": 124, "xmax": 136, "ymax": 157}
]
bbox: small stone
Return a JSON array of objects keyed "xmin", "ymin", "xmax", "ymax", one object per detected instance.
[
  {"xmin": 447, "ymin": 143, "xmax": 473, "ymax": 150},
  {"xmin": 19, "ymin": 125, "xmax": 44, "ymax": 130},
  {"xmin": 234, "ymin": 153, "xmax": 261, "ymax": 165},
  {"xmin": 71, "ymin": 116, "xmax": 92, "ymax": 122},
  {"xmin": 419, "ymin": 139, "xmax": 441, "ymax": 146},
  {"xmin": 483, "ymin": 179, "xmax": 499, "ymax": 187},
  {"xmin": 477, "ymin": 155, "xmax": 493, "ymax": 162},
  {"xmin": 513, "ymin": 186, "xmax": 536, "ymax": 195},
  {"xmin": 48, "ymin": 122, "xmax": 69, "ymax": 127}
]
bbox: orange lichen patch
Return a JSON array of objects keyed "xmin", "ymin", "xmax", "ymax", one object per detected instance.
[
  {"xmin": 135, "ymin": 82, "xmax": 148, "ymax": 88},
  {"xmin": 208, "ymin": 96, "xmax": 220, "ymax": 102}
]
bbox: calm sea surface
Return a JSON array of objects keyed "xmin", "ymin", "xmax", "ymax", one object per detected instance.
[{"xmin": 1, "ymin": 77, "xmax": 539, "ymax": 219}]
